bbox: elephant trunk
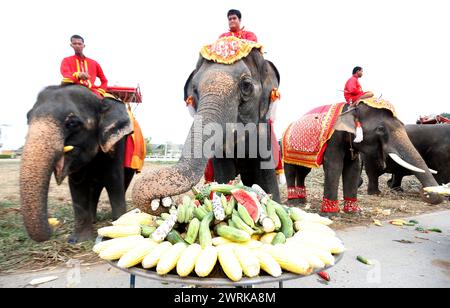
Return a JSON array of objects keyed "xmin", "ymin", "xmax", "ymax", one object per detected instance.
[
  {"xmin": 132, "ymin": 109, "xmax": 224, "ymax": 214},
  {"xmin": 20, "ymin": 118, "xmax": 64, "ymax": 242},
  {"xmin": 389, "ymin": 128, "xmax": 443, "ymax": 204}
]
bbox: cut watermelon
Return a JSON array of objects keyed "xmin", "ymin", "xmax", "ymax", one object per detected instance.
[{"xmin": 231, "ymin": 189, "xmax": 261, "ymax": 222}]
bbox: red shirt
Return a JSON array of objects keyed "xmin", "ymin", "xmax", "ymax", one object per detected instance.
[
  {"xmin": 344, "ymin": 74, "xmax": 364, "ymax": 103},
  {"xmin": 220, "ymin": 28, "xmax": 258, "ymax": 42},
  {"xmin": 60, "ymin": 55, "xmax": 108, "ymax": 97}
]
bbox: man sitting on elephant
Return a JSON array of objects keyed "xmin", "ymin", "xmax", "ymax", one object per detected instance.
[
  {"xmin": 61, "ymin": 34, "xmax": 108, "ymax": 98},
  {"xmin": 220, "ymin": 9, "xmax": 258, "ymax": 42}
]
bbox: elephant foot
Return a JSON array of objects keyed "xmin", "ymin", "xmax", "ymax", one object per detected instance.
[
  {"xmin": 68, "ymin": 229, "xmax": 95, "ymax": 244},
  {"xmin": 367, "ymin": 189, "xmax": 381, "ymax": 195},
  {"xmin": 287, "ymin": 198, "xmax": 307, "ymax": 207}
]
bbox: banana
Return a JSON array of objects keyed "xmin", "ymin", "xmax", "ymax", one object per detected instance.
[
  {"xmin": 266, "ymin": 201, "xmax": 281, "ymax": 230},
  {"xmin": 226, "ymin": 196, "xmax": 236, "ymax": 216},
  {"xmin": 237, "ymin": 204, "xmax": 255, "ymax": 228}
]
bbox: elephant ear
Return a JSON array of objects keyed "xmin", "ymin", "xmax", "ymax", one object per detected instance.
[
  {"xmin": 334, "ymin": 110, "xmax": 356, "ymax": 134},
  {"xmin": 260, "ymin": 60, "xmax": 280, "ymax": 120},
  {"xmin": 183, "ymin": 56, "xmax": 205, "ymax": 112},
  {"xmin": 98, "ymin": 99, "xmax": 133, "ymax": 153}
]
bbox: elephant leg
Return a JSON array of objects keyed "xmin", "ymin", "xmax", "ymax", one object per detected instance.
[
  {"xmin": 213, "ymin": 158, "xmax": 237, "ymax": 184},
  {"xmin": 295, "ymin": 166, "xmax": 310, "ymax": 204},
  {"xmin": 322, "ymin": 134, "xmax": 345, "ymax": 213},
  {"xmin": 89, "ymin": 179, "xmax": 104, "ymax": 223},
  {"xmin": 284, "ymin": 163, "xmax": 299, "ymax": 205},
  {"xmin": 68, "ymin": 170, "xmax": 95, "ymax": 243},
  {"xmin": 257, "ymin": 168, "xmax": 281, "ymax": 202},
  {"xmin": 124, "ymin": 167, "xmax": 135, "ymax": 191},
  {"xmin": 103, "ymin": 143, "xmax": 127, "ymax": 220},
  {"xmin": 342, "ymin": 154, "xmax": 361, "ymax": 213},
  {"xmin": 365, "ymin": 159, "xmax": 382, "ymax": 195},
  {"xmin": 389, "ymin": 174, "xmax": 404, "ymax": 192}
]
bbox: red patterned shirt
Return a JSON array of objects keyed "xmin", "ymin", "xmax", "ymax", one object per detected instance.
[
  {"xmin": 60, "ymin": 55, "xmax": 108, "ymax": 97},
  {"xmin": 220, "ymin": 28, "xmax": 258, "ymax": 42}
]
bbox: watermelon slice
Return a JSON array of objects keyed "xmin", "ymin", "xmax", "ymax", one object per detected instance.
[{"xmin": 231, "ymin": 189, "xmax": 261, "ymax": 222}]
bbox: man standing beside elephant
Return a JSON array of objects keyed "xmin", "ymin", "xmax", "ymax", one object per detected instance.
[{"xmin": 61, "ymin": 34, "xmax": 108, "ymax": 98}]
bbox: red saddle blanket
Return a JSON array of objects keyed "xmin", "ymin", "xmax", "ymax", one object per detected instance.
[
  {"xmin": 124, "ymin": 111, "xmax": 146, "ymax": 172},
  {"xmin": 282, "ymin": 103, "xmax": 346, "ymax": 168}
]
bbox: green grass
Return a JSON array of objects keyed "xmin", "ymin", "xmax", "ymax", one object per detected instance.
[{"xmin": 0, "ymin": 199, "xmax": 116, "ymax": 273}]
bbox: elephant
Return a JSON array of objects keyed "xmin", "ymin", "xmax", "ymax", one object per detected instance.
[
  {"xmin": 132, "ymin": 47, "xmax": 281, "ymax": 215},
  {"xmin": 363, "ymin": 124, "xmax": 450, "ymax": 194},
  {"xmin": 20, "ymin": 85, "xmax": 135, "ymax": 242},
  {"xmin": 283, "ymin": 101, "xmax": 443, "ymax": 214}
]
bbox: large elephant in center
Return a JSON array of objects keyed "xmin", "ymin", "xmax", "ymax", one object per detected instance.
[
  {"xmin": 20, "ymin": 85, "xmax": 135, "ymax": 242},
  {"xmin": 283, "ymin": 101, "xmax": 443, "ymax": 213},
  {"xmin": 363, "ymin": 124, "xmax": 450, "ymax": 194},
  {"xmin": 133, "ymin": 46, "xmax": 280, "ymax": 214}
]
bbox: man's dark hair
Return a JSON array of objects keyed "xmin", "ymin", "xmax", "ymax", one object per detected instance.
[
  {"xmin": 70, "ymin": 35, "xmax": 84, "ymax": 43},
  {"xmin": 227, "ymin": 9, "xmax": 241, "ymax": 20},
  {"xmin": 352, "ymin": 66, "xmax": 362, "ymax": 75}
]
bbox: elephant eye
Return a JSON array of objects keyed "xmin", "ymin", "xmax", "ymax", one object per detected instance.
[
  {"xmin": 65, "ymin": 116, "xmax": 83, "ymax": 130},
  {"xmin": 240, "ymin": 78, "xmax": 254, "ymax": 98}
]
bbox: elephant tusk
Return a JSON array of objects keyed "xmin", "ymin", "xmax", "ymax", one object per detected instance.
[
  {"xmin": 428, "ymin": 168, "xmax": 438, "ymax": 175},
  {"xmin": 64, "ymin": 146, "xmax": 74, "ymax": 153},
  {"xmin": 388, "ymin": 153, "xmax": 425, "ymax": 173}
]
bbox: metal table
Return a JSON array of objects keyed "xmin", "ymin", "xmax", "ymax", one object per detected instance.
[{"xmin": 96, "ymin": 236, "xmax": 343, "ymax": 288}]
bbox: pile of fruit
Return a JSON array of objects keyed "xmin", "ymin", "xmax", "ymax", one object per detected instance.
[{"xmin": 93, "ymin": 182, "xmax": 345, "ymax": 282}]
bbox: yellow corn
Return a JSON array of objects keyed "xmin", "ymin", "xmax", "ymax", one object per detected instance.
[
  {"xmin": 218, "ymin": 245, "xmax": 242, "ymax": 282},
  {"xmin": 93, "ymin": 235, "xmax": 144, "ymax": 254},
  {"xmin": 254, "ymin": 249, "xmax": 282, "ymax": 277},
  {"xmin": 235, "ymin": 240, "xmax": 263, "ymax": 250},
  {"xmin": 112, "ymin": 212, "xmax": 153, "ymax": 227},
  {"xmin": 251, "ymin": 234, "xmax": 262, "ymax": 241},
  {"xmin": 259, "ymin": 232, "xmax": 277, "ymax": 244},
  {"xmin": 176, "ymin": 244, "xmax": 202, "ymax": 277},
  {"xmin": 98, "ymin": 225, "xmax": 141, "ymax": 238},
  {"xmin": 117, "ymin": 239, "xmax": 158, "ymax": 268},
  {"xmin": 269, "ymin": 248, "xmax": 313, "ymax": 275},
  {"xmin": 99, "ymin": 237, "xmax": 145, "ymax": 260},
  {"xmin": 195, "ymin": 246, "xmax": 218, "ymax": 277},
  {"xmin": 294, "ymin": 221, "xmax": 336, "ymax": 237},
  {"xmin": 233, "ymin": 245, "xmax": 260, "ymax": 278},
  {"xmin": 142, "ymin": 241, "xmax": 172, "ymax": 269},
  {"xmin": 293, "ymin": 234, "xmax": 345, "ymax": 254},
  {"xmin": 212, "ymin": 237, "xmax": 233, "ymax": 246},
  {"xmin": 289, "ymin": 242, "xmax": 335, "ymax": 266},
  {"xmin": 156, "ymin": 243, "xmax": 187, "ymax": 275}
]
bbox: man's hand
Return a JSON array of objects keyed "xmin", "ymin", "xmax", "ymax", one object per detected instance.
[{"xmin": 78, "ymin": 72, "xmax": 90, "ymax": 81}]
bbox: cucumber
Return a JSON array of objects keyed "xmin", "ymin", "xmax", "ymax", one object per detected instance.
[
  {"xmin": 271, "ymin": 232, "xmax": 286, "ymax": 245},
  {"xmin": 199, "ymin": 212, "xmax": 214, "ymax": 248},
  {"xmin": 161, "ymin": 213, "xmax": 171, "ymax": 220},
  {"xmin": 166, "ymin": 230, "xmax": 187, "ymax": 244},
  {"xmin": 185, "ymin": 218, "xmax": 200, "ymax": 244},
  {"xmin": 266, "ymin": 201, "xmax": 281, "ymax": 230},
  {"xmin": 203, "ymin": 198, "xmax": 213, "ymax": 212},
  {"xmin": 141, "ymin": 225, "xmax": 156, "ymax": 238},
  {"xmin": 271, "ymin": 201, "xmax": 294, "ymax": 238},
  {"xmin": 194, "ymin": 206, "xmax": 208, "ymax": 220},
  {"xmin": 215, "ymin": 225, "xmax": 251, "ymax": 243}
]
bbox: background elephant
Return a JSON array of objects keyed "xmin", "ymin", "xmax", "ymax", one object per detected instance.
[
  {"xmin": 20, "ymin": 85, "xmax": 135, "ymax": 242},
  {"xmin": 133, "ymin": 48, "xmax": 280, "ymax": 214},
  {"xmin": 284, "ymin": 102, "xmax": 443, "ymax": 213},
  {"xmin": 363, "ymin": 124, "xmax": 450, "ymax": 194}
]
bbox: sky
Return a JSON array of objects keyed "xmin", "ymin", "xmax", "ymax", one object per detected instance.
[{"xmin": 0, "ymin": 0, "xmax": 449, "ymax": 150}]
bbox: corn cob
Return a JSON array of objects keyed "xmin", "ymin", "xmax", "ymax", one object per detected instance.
[
  {"xmin": 269, "ymin": 248, "xmax": 312, "ymax": 275},
  {"xmin": 93, "ymin": 235, "xmax": 144, "ymax": 254},
  {"xmin": 142, "ymin": 241, "xmax": 173, "ymax": 269},
  {"xmin": 98, "ymin": 225, "xmax": 141, "ymax": 239},
  {"xmin": 259, "ymin": 232, "xmax": 277, "ymax": 244},
  {"xmin": 176, "ymin": 244, "xmax": 202, "ymax": 277},
  {"xmin": 236, "ymin": 239, "xmax": 263, "ymax": 250},
  {"xmin": 212, "ymin": 236, "xmax": 233, "ymax": 246},
  {"xmin": 195, "ymin": 246, "xmax": 218, "ymax": 277},
  {"xmin": 152, "ymin": 212, "xmax": 178, "ymax": 243},
  {"xmin": 156, "ymin": 242, "xmax": 188, "ymax": 275},
  {"xmin": 233, "ymin": 245, "xmax": 260, "ymax": 278},
  {"xmin": 112, "ymin": 212, "xmax": 153, "ymax": 227},
  {"xmin": 117, "ymin": 239, "xmax": 158, "ymax": 268},
  {"xmin": 212, "ymin": 193, "xmax": 226, "ymax": 221},
  {"xmin": 288, "ymin": 242, "xmax": 335, "ymax": 265},
  {"xmin": 294, "ymin": 221, "xmax": 336, "ymax": 237},
  {"xmin": 218, "ymin": 245, "xmax": 243, "ymax": 282},
  {"xmin": 99, "ymin": 237, "xmax": 145, "ymax": 260},
  {"xmin": 254, "ymin": 249, "xmax": 282, "ymax": 277}
]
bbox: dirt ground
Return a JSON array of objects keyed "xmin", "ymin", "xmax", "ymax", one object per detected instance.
[{"xmin": 0, "ymin": 159, "xmax": 449, "ymax": 274}]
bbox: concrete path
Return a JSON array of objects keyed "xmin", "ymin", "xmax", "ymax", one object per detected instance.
[{"xmin": 1, "ymin": 211, "xmax": 449, "ymax": 288}]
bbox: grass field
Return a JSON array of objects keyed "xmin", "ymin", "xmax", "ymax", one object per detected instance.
[{"xmin": 0, "ymin": 160, "xmax": 448, "ymax": 273}]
